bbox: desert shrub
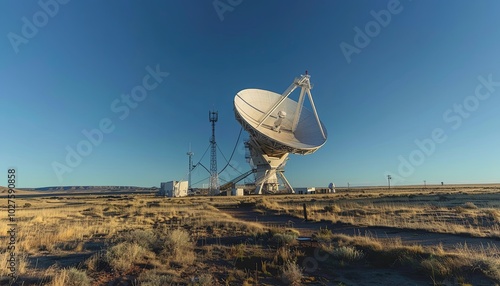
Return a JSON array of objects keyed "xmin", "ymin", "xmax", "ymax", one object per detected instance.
[
  {"xmin": 324, "ymin": 204, "xmax": 341, "ymax": 213},
  {"xmin": 281, "ymin": 261, "xmax": 303, "ymax": 286},
  {"xmin": 330, "ymin": 246, "xmax": 364, "ymax": 263},
  {"xmin": 255, "ymin": 198, "xmax": 280, "ymax": 210},
  {"xmin": 137, "ymin": 270, "xmax": 175, "ymax": 286},
  {"xmin": 481, "ymin": 256, "xmax": 500, "ymax": 282},
  {"xmin": 420, "ymin": 257, "xmax": 453, "ymax": 279},
  {"xmin": 273, "ymin": 246, "xmax": 297, "ymax": 266},
  {"xmin": 50, "ymin": 268, "xmax": 91, "ymax": 286},
  {"xmin": 484, "ymin": 209, "xmax": 500, "ymax": 223},
  {"xmin": 285, "ymin": 228, "xmax": 301, "ymax": 237},
  {"xmin": 189, "ymin": 273, "xmax": 213, "ymax": 286},
  {"xmin": 272, "ymin": 231, "xmax": 298, "ymax": 246},
  {"xmin": 55, "ymin": 241, "xmax": 84, "ymax": 251},
  {"xmin": 372, "ymin": 245, "xmax": 425, "ymax": 267},
  {"xmin": 225, "ymin": 269, "xmax": 247, "ymax": 284},
  {"xmin": 119, "ymin": 229, "xmax": 159, "ymax": 250},
  {"xmin": 85, "ymin": 251, "xmax": 108, "ymax": 272},
  {"xmin": 162, "ymin": 229, "xmax": 196, "ymax": 266},
  {"xmin": 241, "ymin": 222, "xmax": 266, "ymax": 237},
  {"xmin": 261, "ymin": 260, "xmax": 271, "ymax": 275},
  {"xmin": 455, "ymin": 243, "xmax": 500, "ymax": 282},
  {"xmin": 333, "ymin": 233, "xmax": 384, "ymax": 252},
  {"xmin": 105, "ymin": 242, "xmax": 152, "ymax": 272},
  {"xmin": 315, "ymin": 227, "xmax": 334, "ymax": 242},
  {"xmin": 463, "ymin": 202, "xmax": 478, "ymax": 209},
  {"xmin": 226, "ymin": 243, "xmax": 247, "ymax": 262}
]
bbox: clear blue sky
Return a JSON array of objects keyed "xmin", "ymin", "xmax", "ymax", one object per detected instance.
[{"xmin": 1, "ymin": 0, "xmax": 499, "ymax": 188}]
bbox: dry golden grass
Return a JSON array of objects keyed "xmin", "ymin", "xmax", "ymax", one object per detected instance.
[
  {"xmin": 161, "ymin": 228, "xmax": 196, "ymax": 266},
  {"xmin": 314, "ymin": 228, "xmax": 500, "ymax": 283},
  {"xmin": 136, "ymin": 269, "xmax": 175, "ymax": 286},
  {"xmin": 0, "ymin": 188, "xmax": 498, "ymax": 285},
  {"xmin": 0, "ymin": 251, "xmax": 29, "ymax": 276},
  {"xmin": 49, "ymin": 267, "xmax": 91, "ymax": 286},
  {"xmin": 281, "ymin": 261, "xmax": 303, "ymax": 286},
  {"xmin": 256, "ymin": 190, "xmax": 500, "ymax": 238},
  {"xmin": 0, "ymin": 194, "xmax": 273, "ymax": 284},
  {"xmin": 106, "ymin": 242, "xmax": 153, "ymax": 272}
]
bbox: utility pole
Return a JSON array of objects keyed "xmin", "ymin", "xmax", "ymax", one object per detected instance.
[
  {"xmin": 187, "ymin": 145, "xmax": 194, "ymax": 192},
  {"xmin": 387, "ymin": 175, "xmax": 392, "ymax": 190},
  {"xmin": 424, "ymin": 180, "xmax": 426, "ymax": 189}
]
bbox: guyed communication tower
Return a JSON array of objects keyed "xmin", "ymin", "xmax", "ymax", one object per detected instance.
[{"xmin": 209, "ymin": 111, "xmax": 219, "ymax": 195}]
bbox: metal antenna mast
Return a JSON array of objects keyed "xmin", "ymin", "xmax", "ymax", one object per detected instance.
[
  {"xmin": 209, "ymin": 111, "xmax": 219, "ymax": 195},
  {"xmin": 186, "ymin": 144, "xmax": 194, "ymax": 192}
]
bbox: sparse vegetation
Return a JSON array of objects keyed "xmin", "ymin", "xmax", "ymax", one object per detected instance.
[
  {"xmin": 463, "ymin": 202, "xmax": 478, "ymax": 209},
  {"xmin": 50, "ymin": 268, "xmax": 91, "ymax": 286},
  {"xmin": 136, "ymin": 270, "xmax": 174, "ymax": 286},
  {"xmin": 256, "ymin": 189, "xmax": 500, "ymax": 238},
  {"xmin": 161, "ymin": 228, "xmax": 196, "ymax": 266},
  {"xmin": 281, "ymin": 261, "xmax": 303, "ymax": 285},
  {"xmin": 0, "ymin": 186, "xmax": 498, "ymax": 285},
  {"xmin": 313, "ymin": 232, "xmax": 500, "ymax": 283},
  {"xmin": 271, "ymin": 230, "xmax": 298, "ymax": 246},
  {"xmin": 329, "ymin": 246, "xmax": 364, "ymax": 263},
  {"xmin": 105, "ymin": 242, "xmax": 153, "ymax": 272}
]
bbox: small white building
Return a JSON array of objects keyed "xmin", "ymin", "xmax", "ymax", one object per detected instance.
[
  {"xmin": 295, "ymin": 187, "xmax": 316, "ymax": 195},
  {"xmin": 231, "ymin": 187, "xmax": 244, "ymax": 196},
  {"xmin": 159, "ymin": 181, "xmax": 188, "ymax": 197}
]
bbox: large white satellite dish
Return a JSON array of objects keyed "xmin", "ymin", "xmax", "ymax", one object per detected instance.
[{"xmin": 234, "ymin": 73, "xmax": 327, "ymax": 194}]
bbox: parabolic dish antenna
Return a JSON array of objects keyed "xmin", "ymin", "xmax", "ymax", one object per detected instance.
[{"xmin": 234, "ymin": 73, "xmax": 327, "ymax": 194}]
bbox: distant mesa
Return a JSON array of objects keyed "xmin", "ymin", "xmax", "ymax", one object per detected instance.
[{"xmin": 13, "ymin": 186, "xmax": 154, "ymax": 192}]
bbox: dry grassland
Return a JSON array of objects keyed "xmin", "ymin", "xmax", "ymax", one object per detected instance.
[
  {"xmin": 0, "ymin": 186, "xmax": 498, "ymax": 285},
  {"xmin": 257, "ymin": 187, "xmax": 500, "ymax": 238}
]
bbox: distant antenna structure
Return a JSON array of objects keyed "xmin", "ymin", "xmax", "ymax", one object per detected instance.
[
  {"xmin": 233, "ymin": 71, "xmax": 327, "ymax": 194},
  {"xmin": 209, "ymin": 111, "xmax": 219, "ymax": 195},
  {"xmin": 186, "ymin": 144, "xmax": 194, "ymax": 191}
]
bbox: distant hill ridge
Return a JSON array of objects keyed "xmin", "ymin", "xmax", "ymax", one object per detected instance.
[{"xmin": 15, "ymin": 186, "xmax": 157, "ymax": 192}]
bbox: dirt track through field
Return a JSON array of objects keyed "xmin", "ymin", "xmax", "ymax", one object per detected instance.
[{"xmin": 218, "ymin": 206, "xmax": 500, "ymax": 250}]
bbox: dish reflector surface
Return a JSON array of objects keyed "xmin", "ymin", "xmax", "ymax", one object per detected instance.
[{"xmin": 234, "ymin": 88, "xmax": 327, "ymax": 155}]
